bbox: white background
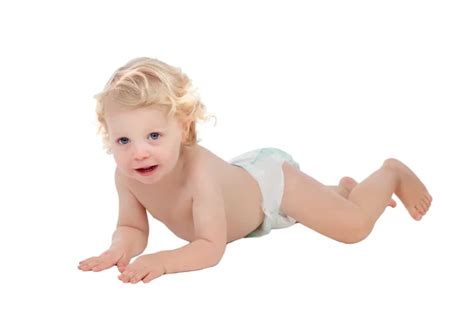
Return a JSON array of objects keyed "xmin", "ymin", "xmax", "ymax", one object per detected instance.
[{"xmin": 1, "ymin": 0, "xmax": 473, "ymax": 326}]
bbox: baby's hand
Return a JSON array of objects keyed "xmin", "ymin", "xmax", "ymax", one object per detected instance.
[
  {"xmin": 118, "ymin": 252, "xmax": 166, "ymax": 284},
  {"xmin": 78, "ymin": 247, "xmax": 131, "ymax": 273}
]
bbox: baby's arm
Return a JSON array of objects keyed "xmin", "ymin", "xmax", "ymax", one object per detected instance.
[
  {"xmin": 159, "ymin": 175, "xmax": 227, "ymax": 274},
  {"xmin": 110, "ymin": 168, "xmax": 149, "ymax": 256},
  {"xmin": 78, "ymin": 169, "xmax": 149, "ymax": 272},
  {"xmin": 117, "ymin": 170, "xmax": 227, "ymax": 283}
]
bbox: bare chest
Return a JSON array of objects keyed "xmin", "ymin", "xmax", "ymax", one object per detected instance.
[
  {"xmin": 131, "ymin": 185, "xmax": 195, "ymax": 241},
  {"xmin": 126, "ymin": 145, "xmax": 266, "ymax": 243}
]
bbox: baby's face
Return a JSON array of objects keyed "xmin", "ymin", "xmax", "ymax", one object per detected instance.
[{"xmin": 104, "ymin": 101, "xmax": 185, "ymax": 185}]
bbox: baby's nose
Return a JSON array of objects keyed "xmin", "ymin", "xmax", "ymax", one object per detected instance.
[{"xmin": 133, "ymin": 146, "xmax": 151, "ymax": 160}]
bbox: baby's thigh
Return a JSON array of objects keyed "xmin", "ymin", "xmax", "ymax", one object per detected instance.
[{"xmin": 280, "ymin": 163, "xmax": 366, "ymax": 241}]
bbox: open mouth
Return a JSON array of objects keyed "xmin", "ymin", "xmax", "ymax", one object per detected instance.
[{"xmin": 135, "ymin": 165, "xmax": 158, "ymax": 175}]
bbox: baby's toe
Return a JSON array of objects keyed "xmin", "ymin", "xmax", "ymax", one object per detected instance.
[
  {"xmin": 424, "ymin": 195, "xmax": 432, "ymax": 206},
  {"xmin": 419, "ymin": 200, "xmax": 428, "ymax": 213},
  {"xmin": 421, "ymin": 198, "xmax": 431, "ymax": 210},
  {"xmin": 426, "ymin": 194, "xmax": 433, "ymax": 203},
  {"xmin": 412, "ymin": 204, "xmax": 424, "ymax": 219}
]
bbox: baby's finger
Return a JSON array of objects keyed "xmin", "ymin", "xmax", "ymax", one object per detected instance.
[
  {"xmin": 81, "ymin": 255, "xmax": 112, "ymax": 271},
  {"xmin": 93, "ymin": 254, "xmax": 119, "ymax": 271},
  {"xmin": 78, "ymin": 256, "xmax": 98, "ymax": 266},
  {"xmin": 78, "ymin": 257, "xmax": 101, "ymax": 270},
  {"xmin": 116, "ymin": 263, "xmax": 127, "ymax": 273},
  {"xmin": 119, "ymin": 268, "xmax": 138, "ymax": 283},
  {"xmin": 91, "ymin": 260, "xmax": 115, "ymax": 272},
  {"xmin": 130, "ymin": 269, "xmax": 148, "ymax": 284},
  {"xmin": 116, "ymin": 254, "xmax": 131, "ymax": 268},
  {"xmin": 142, "ymin": 271, "xmax": 159, "ymax": 283}
]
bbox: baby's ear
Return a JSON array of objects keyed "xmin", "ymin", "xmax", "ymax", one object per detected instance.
[{"xmin": 181, "ymin": 119, "xmax": 192, "ymax": 138}]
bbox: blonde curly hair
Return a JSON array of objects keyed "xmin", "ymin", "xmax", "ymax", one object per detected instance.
[{"xmin": 94, "ymin": 57, "xmax": 214, "ymax": 152}]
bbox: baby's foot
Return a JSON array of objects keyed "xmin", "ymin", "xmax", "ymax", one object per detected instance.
[
  {"xmin": 339, "ymin": 176, "xmax": 397, "ymax": 208},
  {"xmin": 383, "ymin": 158, "xmax": 433, "ymax": 220}
]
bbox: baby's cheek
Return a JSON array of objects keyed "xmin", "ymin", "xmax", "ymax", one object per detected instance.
[
  {"xmin": 111, "ymin": 152, "xmax": 121, "ymax": 165},
  {"xmin": 114, "ymin": 154, "xmax": 130, "ymax": 170},
  {"xmin": 114, "ymin": 162, "xmax": 133, "ymax": 180}
]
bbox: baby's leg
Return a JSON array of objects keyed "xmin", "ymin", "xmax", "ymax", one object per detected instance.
[
  {"xmin": 328, "ymin": 177, "xmax": 396, "ymax": 208},
  {"xmin": 280, "ymin": 159, "xmax": 432, "ymax": 243},
  {"xmin": 327, "ymin": 182, "xmax": 350, "ymax": 198},
  {"xmin": 327, "ymin": 177, "xmax": 363, "ymax": 198}
]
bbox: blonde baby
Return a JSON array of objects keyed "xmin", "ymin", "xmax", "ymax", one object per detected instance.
[{"xmin": 78, "ymin": 57, "xmax": 432, "ymax": 284}]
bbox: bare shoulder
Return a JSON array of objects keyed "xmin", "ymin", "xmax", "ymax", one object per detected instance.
[
  {"xmin": 187, "ymin": 145, "xmax": 224, "ymax": 195},
  {"xmin": 188, "ymin": 146, "xmax": 218, "ymax": 180}
]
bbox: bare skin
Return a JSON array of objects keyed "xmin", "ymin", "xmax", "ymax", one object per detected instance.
[
  {"xmin": 79, "ymin": 106, "xmax": 431, "ymax": 283},
  {"xmin": 78, "ymin": 56, "xmax": 433, "ymax": 283},
  {"xmin": 79, "ymin": 142, "xmax": 432, "ymax": 283},
  {"xmin": 280, "ymin": 158, "xmax": 432, "ymax": 243},
  {"xmin": 79, "ymin": 143, "xmax": 432, "ymax": 283},
  {"xmin": 334, "ymin": 176, "xmax": 397, "ymax": 208}
]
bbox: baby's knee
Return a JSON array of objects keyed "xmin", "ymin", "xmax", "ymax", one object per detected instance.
[{"xmin": 338, "ymin": 219, "xmax": 373, "ymax": 244}]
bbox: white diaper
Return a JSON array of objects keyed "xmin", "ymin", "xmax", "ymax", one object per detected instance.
[{"xmin": 229, "ymin": 148, "xmax": 300, "ymax": 237}]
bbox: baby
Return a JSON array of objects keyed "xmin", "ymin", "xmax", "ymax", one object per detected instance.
[{"xmin": 78, "ymin": 57, "xmax": 432, "ymax": 284}]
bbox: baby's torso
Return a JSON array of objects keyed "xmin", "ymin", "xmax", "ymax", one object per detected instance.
[{"xmin": 127, "ymin": 145, "xmax": 264, "ymax": 243}]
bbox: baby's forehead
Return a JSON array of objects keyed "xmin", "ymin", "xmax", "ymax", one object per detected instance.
[
  {"xmin": 104, "ymin": 97, "xmax": 168, "ymax": 120},
  {"xmin": 104, "ymin": 104, "xmax": 178, "ymax": 134},
  {"xmin": 106, "ymin": 108, "xmax": 169, "ymax": 126}
]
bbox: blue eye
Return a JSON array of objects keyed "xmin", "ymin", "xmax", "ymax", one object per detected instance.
[
  {"xmin": 117, "ymin": 137, "xmax": 129, "ymax": 145},
  {"xmin": 149, "ymin": 132, "xmax": 161, "ymax": 140}
]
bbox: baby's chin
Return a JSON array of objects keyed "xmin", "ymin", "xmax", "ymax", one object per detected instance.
[{"xmin": 132, "ymin": 170, "xmax": 161, "ymax": 184}]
